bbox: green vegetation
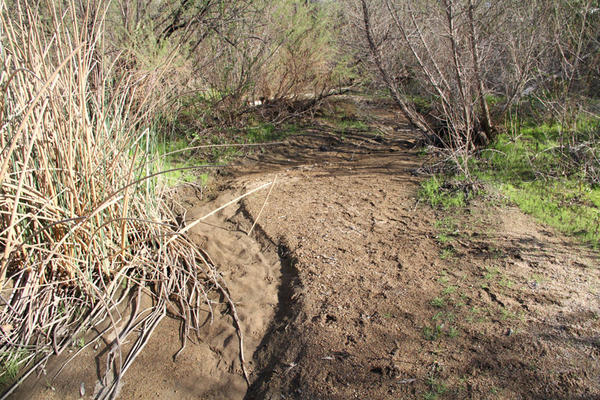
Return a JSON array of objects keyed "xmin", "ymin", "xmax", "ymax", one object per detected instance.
[
  {"xmin": 442, "ymin": 286, "xmax": 457, "ymax": 295},
  {"xmin": 484, "ymin": 266, "xmax": 500, "ymax": 281},
  {"xmin": 423, "ymin": 324, "xmax": 444, "ymax": 341},
  {"xmin": 447, "ymin": 326, "xmax": 460, "ymax": 338},
  {"xmin": 434, "ymin": 218, "xmax": 459, "ymax": 239},
  {"xmin": 424, "ymin": 377, "xmax": 448, "ymax": 400},
  {"xmin": 157, "ymin": 139, "xmax": 202, "ymax": 186},
  {"xmin": 433, "ymin": 217, "xmax": 461, "ymax": 260},
  {"xmin": 466, "ymin": 306, "xmax": 483, "ymax": 323},
  {"xmin": 419, "ymin": 176, "xmax": 469, "ymax": 209},
  {"xmin": 439, "ymin": 248, "xmax": 455, "ymax": 260},
  {"xmin": 499, "ymin": 307, "xmax": 518, "ymax": 321},
  {"xmin": 0, "ymin": 350, "xmax": 29, "ymax": 389},
  {"xmin": 475, "ymin": 119, "xmax": 600, "ymax": 247},
  {"xmin": 424, "ymin": 310, "xmax": 460, "ymax": 341},
  {"xmin": 421, "ymin": 117, "xmax": 600, "ymax": 248},
  {"xmin": 316, "ymin": 100, "xmax": 380, "ymax": 137},
  {"xmin": 499, "ymin": 277, "xmax": 514, "ymax": 289},
  {"xmin": 245, "ymin": 123, "xmax": 299, "ymax": 143},
  {"xmin": 0, "ymin": 364, "xmax": 18, "ymax": 388},
  {"xmin": 334, "ymin": 118, "xmax": 370, "ymax": 132},
  {"xmin": 437, "ymin": 271, "xmax": 450, "ymax": 285},
  {"xmin": 157, "ymin": 122, "xmax": 302, "ymax": 187},
  {"xmin": 430, "ymin": 297, "xmax": 446, "ymax": 308},
  {"xmin": 425, "ymin": 275, "xmax": 463, "ymax": 342}
]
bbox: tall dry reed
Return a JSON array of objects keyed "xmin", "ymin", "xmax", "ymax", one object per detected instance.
[{"xmin": 0, "ymin": 1, "xmax": 232, "ymax": 398}]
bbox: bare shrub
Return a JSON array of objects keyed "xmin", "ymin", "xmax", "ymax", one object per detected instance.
[
  {"xmin": 346, "ymin": 0, "xmax": 599, "ymax": 181},
  {"xmin": 123, "ymin": 0, "xmax": 352, "ymax": 127}
]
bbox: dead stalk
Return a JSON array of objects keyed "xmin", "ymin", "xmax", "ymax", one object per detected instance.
[
  {"xmin": 248, "ymin": 175, "xmax": 278, "ymax": 236},
  {"xmin": 0, "ymin": 1, "xmax": 253, "ymax": 396}
]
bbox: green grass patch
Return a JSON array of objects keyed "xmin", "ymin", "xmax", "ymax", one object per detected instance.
[
  {"xmin": 499, "ymin": 307, "xmax": 517, "ymax": 321},
  {"xmin": 439, "ymin": 248, "xmax": 455, "ymax": 260},
  {"xmin": 0, "ymin": 360, "xmax": 19, "ymax": 388},
  {"xmin": 431, "ymin": 297, "xmax": 446, "ymax": 308},
  {"xmin": 336, "ymin": 118, "xmax": 369, "ymax": 131},
  {"xmin": 245, "ymin": 122, "xmax": 301, "ymax": 143},
  {"xmin": 419, "ymin": 176, "xmax": 468, "ymax": 209},
  {"xmin": 442, "ymin": 285, "xmax": 457, "ymax": 295},
  {"xmin": 320, "ymin": 114, "xmax": 370, "ymax": 133},
  {"xmin": 437, "ymin": 271, "xmax": 450, "ymax": 284},
  {"xmin": 447, "ymin": 326, "xmax": 460, "ymax": 338},
  {"xmin": 155, "ymin": 122, "xmax": 301, "ymax": 186},
  {"xmin": 530, "ymin": 274, "xmax": 546, "ymax": 284},
  {"xmin": 475, "ymin": 119, "xmax": 600, "ymax": 247},
  {"xmin": 156, "ymin": 138, "xmax": 207, "ymax": 186},
  {"xmin": 484, "ymin": 266, "xmax": 500, "ymax": 280},
  {"xmin": 423, "ymin": 324, "xmax": 444, "ymax": 341},
  {"xmin": 424, "ymin": 377, "xmax": 448, "ymax": 399},
  {"xmin": 436, "ymin": 233, "xmax": 451, "ymax": 244},
  {"xmin": 498, "ymin": 181, "xmax": 600, "ymax": 244},
  {"xmin": 499, "ymin": 277, "xmax": 514, "ymax": 289},
  {"xmin": 0, "ymin": 350, "xmax": 29, "ymax": 388}
]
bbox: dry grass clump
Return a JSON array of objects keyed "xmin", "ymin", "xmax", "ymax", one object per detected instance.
[{"xmin": 0, "ymin": 2, "xmax": 229, "ymax": 398}]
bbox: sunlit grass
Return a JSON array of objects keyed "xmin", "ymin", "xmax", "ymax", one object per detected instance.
[
  {"xmin": 475, "ymin": 118, "xmax": 600, "ymax": 247},
  {"xmin": 419, "ymin": 176, "xmax": 468, "ymax": 209}
]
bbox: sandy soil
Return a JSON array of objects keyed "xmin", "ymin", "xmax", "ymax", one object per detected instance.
[
  {"xmin": 233, "ymin": 99, "xmax": 600, "ymax": 399},
  {"xmin": 12, "ymin": 97, "xmax": 600, "ymax": 399},
  {"xmin": 13, "ymin": 191, "xmax": 283, "ymax": 400}
]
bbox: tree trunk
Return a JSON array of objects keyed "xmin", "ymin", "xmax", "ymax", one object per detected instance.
[
  {"xmin": 467, "ymin": 0, "xmax": 493, "ymax": 146},
  {"xmin": 360, "ymin": 0, "xmax": 432, "ymax": 139}
]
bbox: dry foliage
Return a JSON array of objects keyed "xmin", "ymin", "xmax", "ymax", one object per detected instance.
[
  {"xmin": 349, "ymin": 0, "xmax": 599, "ymax": 178},
  {"xmin": 0, "ymin": 2, "xmax": 238, "ymax": 398}
]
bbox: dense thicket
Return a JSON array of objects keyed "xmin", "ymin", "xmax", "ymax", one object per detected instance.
[
  {"xmin": 347, "ymin": 0, "xmax": 600, "ymax": 177},
  {"xmin": 101, "ymin": 0, "xmax": 350, "ymax": 126}
]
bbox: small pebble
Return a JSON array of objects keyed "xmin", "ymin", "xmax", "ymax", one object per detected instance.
[{"xmin": 79, "ymin": 382, "xmax": 85, "ymax": 397}]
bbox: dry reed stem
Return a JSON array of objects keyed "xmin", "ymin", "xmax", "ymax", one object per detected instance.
[
  {"xmin": 0, "ymin": 1, "xmax": 251, "ymax": 397},
  {"xmin": 248, "ymin": 175, "xmax": 278, "ymax": 236},
  {"xmin": 170, "ymin": 181, "xmax": 274, "ymax": 242}
]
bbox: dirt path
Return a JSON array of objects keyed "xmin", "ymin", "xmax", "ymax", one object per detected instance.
[
  {"xmin": 14, "ymin": 97, "xmax": 600, "ymax": 399},
  {"xmin": 229, "ymin": 98, "xmax": 600, "ymax": 399}
]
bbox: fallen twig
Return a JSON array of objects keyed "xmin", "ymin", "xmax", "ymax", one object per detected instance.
[
  {"xmin": 214, "ymin": 278, "xmax": 251, "ymax": 386},
  {"xmin": 248, "ymin": 175, "xmax": 278, "ymax": 236}
]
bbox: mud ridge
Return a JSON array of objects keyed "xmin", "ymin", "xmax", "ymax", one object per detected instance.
[
  {"xmin": 13, "ymin": 185, "xmax": 296, "ymax": 400},
  {"xmin": 231, "ymin": 199, "xmax": 305, "ymax": 399},
  {"xmin": 244, "ymin": 242, "xmax": 303, "ymax": 400}
]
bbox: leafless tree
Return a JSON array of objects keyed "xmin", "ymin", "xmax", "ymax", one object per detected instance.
[{"xmin": 346, "ymin": 0, "xmax": 599, "ymax": 179}]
